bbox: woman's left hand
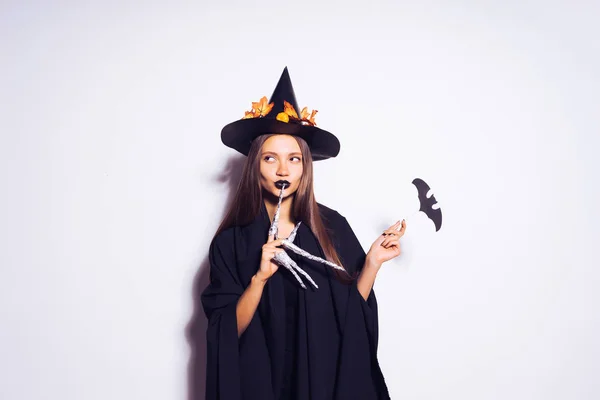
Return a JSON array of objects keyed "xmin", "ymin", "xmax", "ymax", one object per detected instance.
[{"xmin": 366, "ymin": 220, "xmax": 407, "ymax": 267}]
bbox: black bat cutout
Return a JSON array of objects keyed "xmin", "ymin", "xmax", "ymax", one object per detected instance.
[{"xmin": 412, "ymin": 178, "xmax": 442, "ymax": 232}]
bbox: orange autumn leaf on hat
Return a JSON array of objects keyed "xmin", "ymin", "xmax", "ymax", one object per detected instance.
[
  {"xmin": 241, "ymin": 97, "xmax": 317, "ymax": 126},
  {"xmin": 242, "ymin": 110, "xmax": 258, "ymax": 119},
  {"xmin": 276, "ymin": 112, "xmax": 290, "ymax": 123},
  {"xmin": 252, "ymin": 96, "xmax": 274, "ymax": 117},
  {"xmin": 243, "ymin": 96, "xmax": 274, "ymax": 119},
  {"xmin": 300, "ymin": 107, "xmax": 318, "ymax": 126},
  {"xmin": 283, "ymin": 101, "xmax": 299, "ymax": 119},
  {"xmin": 300, "ymin": 107, "xmax": 309, "ymax": 120},
  {"xmin": 307, "ymin": 109, "xmax": 318, "ymax": 125}
]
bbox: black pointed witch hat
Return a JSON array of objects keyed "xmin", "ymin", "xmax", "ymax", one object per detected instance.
[{"xmin": 220, "ymin": 67, "xmax": 340, "ymax": 161}]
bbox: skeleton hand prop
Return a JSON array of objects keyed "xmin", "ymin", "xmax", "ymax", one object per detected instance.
[{"xmin": 268, "ymin": 182, "xmax": 346, "ymax": 289}]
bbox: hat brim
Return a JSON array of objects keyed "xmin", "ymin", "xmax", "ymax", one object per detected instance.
[{"xmin": 221, "ymin": 118, "xmax": 340, "ymax": 161}]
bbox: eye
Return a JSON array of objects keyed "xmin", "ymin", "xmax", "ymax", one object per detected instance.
[
  {"xmin": 264, "ymin": 156, "xmax": 276, "ymax": 162},
  {"xmin": 290, "ymin": 156, "xmax": 302, "ymax": 162}
]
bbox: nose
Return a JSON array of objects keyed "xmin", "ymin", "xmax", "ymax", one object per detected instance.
[{"xmin": 276, "ymin": 160, "xmax": 289, "ymax": 176}]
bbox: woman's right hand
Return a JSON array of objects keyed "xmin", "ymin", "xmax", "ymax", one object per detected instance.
[{"xmin": 256, "ymin": 234, "xmax": 285, "ymax": 283}]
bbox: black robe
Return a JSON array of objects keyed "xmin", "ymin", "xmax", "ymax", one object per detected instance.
[{"xmin": 201, "ymin": 202, "xmax": 391, "ymax": 400}]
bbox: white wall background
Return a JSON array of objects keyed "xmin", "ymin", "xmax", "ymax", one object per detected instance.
[{"xmin": 1, "ymin": 1, "xmax": 599, "ymax": 399}]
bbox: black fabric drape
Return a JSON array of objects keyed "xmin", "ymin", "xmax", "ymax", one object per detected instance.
[{"xmin": 201, "ymin": 202, "xmax": 390, "ymax": 399}]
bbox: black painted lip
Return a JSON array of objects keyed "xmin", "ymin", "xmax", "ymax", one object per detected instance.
[{"xmin": 275, "ymin": 180, "xmax": 290, "ymax": 189}]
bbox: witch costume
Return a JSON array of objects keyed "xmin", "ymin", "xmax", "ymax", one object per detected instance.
[{"xmin": 201, "ymin": 67, "xmax": 391, "ymax": 400}]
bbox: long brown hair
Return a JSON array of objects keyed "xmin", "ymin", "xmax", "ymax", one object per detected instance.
[{"xmin": 215, "ymin": 134, "xmax": 352, "ymax": 282}]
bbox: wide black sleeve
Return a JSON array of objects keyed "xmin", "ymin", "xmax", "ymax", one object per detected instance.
[
  {"xmin": 337, "ymin": 215, "xmax": 379, "ymax": 349},
  {"xmin": 333, "ymin": 214, "xmax": 390, "ymax": 399},
  {"xmin": 201, "ymin": 230, "xmax": 244, "ymax": 400}
]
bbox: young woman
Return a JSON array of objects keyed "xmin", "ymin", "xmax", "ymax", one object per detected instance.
[{"xmin": 201, "ymin": 67, "xmax": 406, "ymax": 400}]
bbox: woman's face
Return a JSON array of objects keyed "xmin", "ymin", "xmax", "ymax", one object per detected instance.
[{"xmin": 259, "ymin": 134, "xmax": 304, "ymax": 198}]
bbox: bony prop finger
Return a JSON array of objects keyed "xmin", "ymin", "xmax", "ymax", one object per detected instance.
[{"xmin": 267, "ymin": 183, "xmax": 346, "ymax": 289}]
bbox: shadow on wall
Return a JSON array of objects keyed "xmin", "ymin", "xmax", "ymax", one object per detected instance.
[{"xmin": 185, "ymin": 154, "xmax": 246, "ymax": 400}]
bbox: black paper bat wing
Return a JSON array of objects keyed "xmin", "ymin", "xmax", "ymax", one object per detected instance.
[{"xmin": 412, "ymin": 178, "xmax": 442, "ymax": 232}]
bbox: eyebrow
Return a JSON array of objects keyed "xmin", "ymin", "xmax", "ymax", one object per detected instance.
[{"xmin": 261, "ymin": 151, "xmax": 302, "ymax": 156}]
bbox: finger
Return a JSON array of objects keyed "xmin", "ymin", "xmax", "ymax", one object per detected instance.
[
  {"xmin": 383, "ymin": 241, "xmax": 395, "ymax": 249},
  {"xmin": 384, "ymin": 220, "xmax": 404, "ymax": 232},
  {"xmin": 383, "ymin": 237, "xmax": 401, "ymax": 248},
  {"xmin": 381, "ymin": 221, "xmax": 401, "ymax": 235},
  {"xmin": 384, "ymin": 221, "xmax": 406, "ymax": 237},
  {"xmin": 266, "ymin": 238, "xmax": 285, "ymax": 247},
  {"xmin": 389, "ymin": 220, "xmax": 402, "ymax": 231},
  {"xmin": 390, "ymin": 225, "xmax": 405, "ymax": 239},
  {"xmin": 390, "ymin": 244, "xmax": 401, "ymax": 256},
  {"xmin": 270, "ymin": 249, "xmax": 284, "ymax": 259},
  {"xmin": 381, "ymin": 237, "xmax": 396, "ymax": 247},
  {"xmin": 384, "ymin": 244, "xmax": 399, "ymax": 253},
  {"xmin": 273, "ymin": 238, "xmax": 286, "ymax": 247},
  {"xmin": 382, "ymin": 229, "xmax": 402, "ymax": 238},
  {"xmin": 398, "ymin": 220, "xmax": 407, "ymax": 235},
  {"xmin": 375, "ymin": 232, "xmax": 387, "ymax": 246},
  {"xmin": 267, "ymin": 232, "xmax": 275, "ymax": 243}
]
